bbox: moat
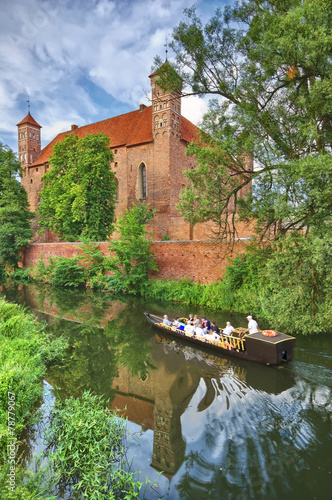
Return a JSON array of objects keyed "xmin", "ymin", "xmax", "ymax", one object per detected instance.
[{"xmin": 2, "ymin": 284, "xmax": 331, "ymax": 499}]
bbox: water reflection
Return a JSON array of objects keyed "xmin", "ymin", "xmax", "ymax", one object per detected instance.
[{"xmin": 1, "ymin": 284, "xmax": 331, "ymax": 500}]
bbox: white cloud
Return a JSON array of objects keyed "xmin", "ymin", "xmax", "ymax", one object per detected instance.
[{"xmin": 0, "ymin": 0, "xmax": 217, "ymax": 152}]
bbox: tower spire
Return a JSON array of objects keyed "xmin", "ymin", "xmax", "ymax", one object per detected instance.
[
  {"xmin": 164, "ymin": 36, "xmax": 168, "ymax": 62},
  {"xmin": 27, "ymin": 95, "xmax": 30, "ymax": 115}
]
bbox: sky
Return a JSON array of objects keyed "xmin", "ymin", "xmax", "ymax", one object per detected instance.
[{"xmin": 0, "ymin": 0, "xmax": 229, "ymax": 154}]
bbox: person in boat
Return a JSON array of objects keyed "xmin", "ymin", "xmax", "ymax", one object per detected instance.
[
  {"xmin": 185, "ymin": 321, "xmax": 195, "ymax": 334},
  {"xmin": 173, "ymin": 318, "xmax": 186, "ymax": 330},
  {"xmin": 223, "ymin": 321, "xmax": 234, "ymax": 336},
  {"xmin": 205, "ymin": 323, "xmax": 221, "ymax": 341},
  {"xmin": 210, "ymin": 321, "xmax": 220, "ymax": 334},
  {"xmin": 201, "ymin": 317, "xmax": 211, "ymax": 333},
  {"xmin": 246, "ymin": 315, "xmax": 259, "ymax": 334},
  {"xmin": 192, "ymin": 318, "xmax": 205, "ymax": 337},
  {"xmin": 188, "ymin": 313, "xmax": 194, "ymax": 325},
  {"xmin": 163, "ymin": 315, "xmax": 172, "ymax": 326}
]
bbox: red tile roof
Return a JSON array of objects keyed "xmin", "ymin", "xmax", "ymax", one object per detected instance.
[
  {"xmin": 17, "ymin": 113, "xmax": 42, "ymax": 128},
  {"xmin": 29, "ymin": 105, "xmax": 199, "ymax": 167}
]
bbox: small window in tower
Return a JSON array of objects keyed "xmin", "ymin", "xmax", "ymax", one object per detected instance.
[
  {"xmin": 115, "ymin": 149, "xmax": 118, "ymax": 154},
  {"xmin": 33, "ymin": 133, "xmax": 35, "ymax": 138},
  {"xmin": 30, "ymin": 179, "xmax": 33, "ymax": 184},
  {"xmin": 36, "ymin": 167, "xmax": 38, "ymax": 172},
  {"xmin": 154, "ymin": 102, "xmax": 158, "ymax": 111},
  {"xmin": 115, "ymin": 162, "xmax": 118, "ymax": 168}
]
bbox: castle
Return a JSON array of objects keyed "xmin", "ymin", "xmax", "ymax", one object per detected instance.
[
  {"xmin": 18, "ymin": 67, "xmax": 254, "ymax": 281},
  {"xmin": 17, "ymin": 67, "xmax": 214, "ymax": 242}
]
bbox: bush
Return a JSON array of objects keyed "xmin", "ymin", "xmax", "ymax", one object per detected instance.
[
  {"xmin": 42, "ymin": 391, "xmax": 143, "ymax": 498},
  {"xmin": 0, "ymin": 299, "xmax": 69, "ymax": 452},
  {"xmin": 50, "ymin": 257, "xmax": 87, "ymax": 288}
]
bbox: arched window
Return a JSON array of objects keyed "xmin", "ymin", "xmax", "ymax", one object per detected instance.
[
  {"xmin": 115, "ymin": 179, "xmax": 119, "ymax": 201},
  {"xmin": 138, "ymin": 163, "xmax": 146, "ymax": 199}
]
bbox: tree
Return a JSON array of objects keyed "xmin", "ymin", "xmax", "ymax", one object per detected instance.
[
  {"xmin": 38, "ymin": 133, "xmax": 117, "ymax": 241},
  {"xmin": 109, "ymin": 202, "xmax": 158, "ymax": 294},
  {"xmin": 0, "ymin": 142, "xmax": 33, "ymax": 269},
  {"xmin": 155, "ymin": 0, "xmax": 332, "ymax": 241}
]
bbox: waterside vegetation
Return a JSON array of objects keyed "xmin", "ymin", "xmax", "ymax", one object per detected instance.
[{"xmin": 0, "ymin": 298, "xmax": 152, "ymax": 499}]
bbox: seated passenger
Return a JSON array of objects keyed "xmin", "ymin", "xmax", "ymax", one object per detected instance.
[
  {"xmin": 173, "ymin": 318, "xmax": 186, "ymax": 330},
  {"xmin": 195, "ymin": 326, "xmax": 205, "ymax": 337},
  {"xmin": 223, "ymin": 321, "xmax": 234, "ymax": 336},
  {"xmin": 185, "ymin": 321, "xmax": 195, "ymax": 334},
  {"xmin": 188, "ymin": 314, "xmax": 194, "ymax": 325},
  {"xmin": 205, "ymin": 330, "xmax": 221, "ymax": 341},
  {"xmin": 201, "ymin": 317, "xmax": 211, "ymax": 333},
  {"xmin": 163, "ymin": 315, "xmax": 172, "ymax": 326},
  {"xmin": 210, "ymin": 321, "xmax": 220, "ymax": 334}
]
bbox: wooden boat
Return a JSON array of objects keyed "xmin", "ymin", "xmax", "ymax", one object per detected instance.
[{"xmin": 144, "ymin": 313, "xmax": 296, "ymax": 366}]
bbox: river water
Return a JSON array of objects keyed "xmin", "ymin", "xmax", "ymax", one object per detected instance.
[{"xmin": 2, "ymin": 284, "xmax": 332, "ymax": 499}]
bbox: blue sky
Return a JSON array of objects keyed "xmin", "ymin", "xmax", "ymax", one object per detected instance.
[{"xmin": 0, "ymin": 0, "xmax": 230, "ymax": 154}]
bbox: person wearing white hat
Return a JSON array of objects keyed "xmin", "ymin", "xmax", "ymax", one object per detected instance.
[{"xmin": 246, "ymin": 315, "xmax": 259, "ymax": 334}]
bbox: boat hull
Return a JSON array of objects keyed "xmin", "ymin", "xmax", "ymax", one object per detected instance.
[{"xmin": 144, "ymin": 313, "xmax": 296, "ymax": 366}]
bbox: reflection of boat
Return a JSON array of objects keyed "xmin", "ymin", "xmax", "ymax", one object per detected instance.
[{"xmin": 144, "ymin": 313, "xmax": 296, "ymax": 366}]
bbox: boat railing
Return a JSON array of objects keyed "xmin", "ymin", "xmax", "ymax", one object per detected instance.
[{"xmin": 156, "ymin": 323, "xmax": 246, "ymax": 352}]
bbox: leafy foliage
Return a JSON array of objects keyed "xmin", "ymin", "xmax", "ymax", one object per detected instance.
[
  {"xmin": 0, "ymin": 299, "xmax": 68, "ymax": 454},
  {"xmin": 42, "ymin": 391, "xmax": 143, "ymax": 499},
  {"xmin": 155, "ymin": 0, "xmax": 332, "ymax": 241},
  {"xmin": 38, "ymin": 133, "xmax": 117, "ymax": 242},
  {"xmin": 108, "ymin": 202, "xmax": 158, "ymax": 294},
  {"xmin": 0, "ymin": 142, "xmax": 33, "ymax": 271}
]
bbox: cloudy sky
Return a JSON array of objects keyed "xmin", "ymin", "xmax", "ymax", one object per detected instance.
[{"xmin": 0, "ymin": 0, "xmax": 229, "ymax": 154}]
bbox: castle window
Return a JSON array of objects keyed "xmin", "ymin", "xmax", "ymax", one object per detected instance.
[
  {"xmin": 154, "ymin": 102, "xmax": 158, "ymax": 111},
  {"xmin": 30, "ymin": 179, "xmax": 33, "ymax": 184},
  {"xmin": 115, "ymin": 149, "xmax": 118, "ymax": 154},
  {"xmin": 155, "ymin": 118, "xmax": 159, "ymax": 129},
  {"xmin": 138, "ymin": 163, "xmax": 146, "ymax": 199},
  {"xmin": 36, "ymin": 168, "xmax": 38, "ymax": 172},
  {"xmin": 115, "ymin": 179, "xmax": 119, "ymax": 201},
  {"xmin": 115, "ymin": 162, "xmax": 118, "ymax": 168}
]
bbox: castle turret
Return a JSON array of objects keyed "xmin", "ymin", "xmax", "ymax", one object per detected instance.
[
  {"xmin": 17, "ymin": 113, "xmax": 42, "ymax": 169},
  {"xmin": 149, "ymin": 63, "xmax": 182, "ymax": 138}
]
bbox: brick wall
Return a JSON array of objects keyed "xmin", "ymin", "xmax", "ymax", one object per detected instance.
[{"xmin": 23, "ymin": 239, "xmax": 249, "ymax": 283}]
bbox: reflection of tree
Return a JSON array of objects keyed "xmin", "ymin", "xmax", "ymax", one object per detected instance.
[
  {"xmin": 47, "ymin": 320, "xmax": 119, "ymax": 400},
  {"xmin": 23, "ymin": 283, "xmax": 121, "ymax": 326},
  {"xmin": 103, "ymin": 302, "xmax": 155, "ymax": 380}
]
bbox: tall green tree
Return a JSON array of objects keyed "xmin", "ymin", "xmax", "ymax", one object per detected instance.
[
  {"xmin": 38, "ymin": 133, "xmax": 116, "ymax": 241},
  {"xmin": 0, "ymin": 142, "xmax": 33, "ymax": 269},
  {"xmin": 155, "ymin": 0, "xmax": 332, "ymax": 241},
  {"xmin": 109, "ymin": 202, "xmax": 158, "ymax": 294}
]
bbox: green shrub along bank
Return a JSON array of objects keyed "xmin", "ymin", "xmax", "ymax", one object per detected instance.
[
  {"xmin": 39, "ymin": 391, "xmax": 147, "ymax": 499},
  {"xmin": 0, "ymin": 299, "xmax": 68, "ymax": 449},
  {"xmin": 0, "ymin": 299, "xmax": 150, "ymax": 499},
  {"xmin": 0, "ymin": 298, "xmax": 68, "ymax": 498}
]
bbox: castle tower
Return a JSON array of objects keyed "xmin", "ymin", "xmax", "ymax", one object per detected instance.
[
  {"xmin": 149, "ymin": 63, "xmax": 182, "ymax": 138},
  {"xmin": 148, "ymin": 64, "xmax": 187, "ymax": 239},
  {"xmin": 17, "ymin": 113, "xmax": 42, "ymax": 170}
]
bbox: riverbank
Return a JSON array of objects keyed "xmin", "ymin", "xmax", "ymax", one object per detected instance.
[
  {"xmin": 0, "ymin": 298, "xmax": 68, "ymax": 498},
  {"xmin": 0, "ymin": 298, "xmax": 146, "ymax": 499}
]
